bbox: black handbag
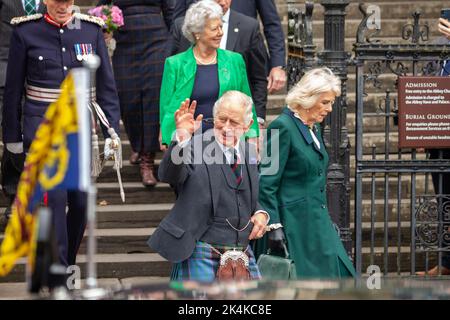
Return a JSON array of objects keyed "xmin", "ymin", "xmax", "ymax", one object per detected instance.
[{"xmin": 256, "ymin": 243, "xmax": 297, "ymax": 280}]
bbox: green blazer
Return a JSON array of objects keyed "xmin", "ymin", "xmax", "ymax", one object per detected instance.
[
  {"xmin": 159, "ymin": 47, "xmax": 259, "ymax": 145},
  {"xmin": 257, "ymin": 107, "xmax": 356, "ymax": 279}
]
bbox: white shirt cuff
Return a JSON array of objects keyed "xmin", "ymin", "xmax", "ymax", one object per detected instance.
[
  {"xmin": 254, "ymin": 210, "xmax": 270, "ymax": 224},
  {"xmin": 175, "ymin": 132, "xmax": 191, "ymax": 148}
]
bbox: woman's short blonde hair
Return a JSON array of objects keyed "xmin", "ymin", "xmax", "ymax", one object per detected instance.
[
  {"xmin": 285, "ymin": 67, "xmax": 341, "ymax": 110},
  {"xmin": 182, "ymin": 0, "xmax": 223, "ymax": 44}
]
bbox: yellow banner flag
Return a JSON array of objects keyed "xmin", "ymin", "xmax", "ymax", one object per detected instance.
[{"xmin": 0, "ymin": 74, "xmax": 79, "ymax": 276}]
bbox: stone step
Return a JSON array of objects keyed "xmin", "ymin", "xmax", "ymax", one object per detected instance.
[
  {"xmin": 96, "ymin": 203, "xmax": 172, "ymax": 229},
  {"xmin": 267, "ymin": 93, "xmax": 399, "ymax": 117},
  {"xmin": 0, "ymin": 253, "xmax": 171, "ymax": 283},
  {"xmin": 94, "ymin": 169, "xmax": 435, "ymax": 204},
  {"xmin": 0, "ymin": 150, "xmax": 429, "ymax": 194},
  {"xmin": 345, "ymin": 74, "xmax": 399, "ymax": 94},
  {"xmin": 304, "ymin": 1, "xmax": 447, "ymax": 21},
  {"xmin": 0, "ymin": 196, "xmax": 431, "ymax": 229},
  {"xmin": 77, "ymin": 0, "xmax": 448, "ymax": 52},
  {"xmin": 96, "ymin": 182, "xmax": 175, "ymax": 206},
  {"xmin": 349, "ymin": 178, "xmax": 432, "ymax": 201},
  {"xmin": 73, "ymin": 224, "xmax": 425, "ymax": 255},
  {"xmin": 300, "ymin": 18, "xmax": 442, "ymax": 40},
  {"xmin": 352, "ymin": 198, "xmax": 429, "ymax": 223},
  {"xmin": 78, "ymin": 228, "xmax": 155, "ymax": 255},
  {"xmin": 94, "ymin": 175, "xmax": 434, "ymax": 205},
  {"xmin": 70, "ymin": 225, "xmax": 433, "ymax": 260},
  {"xmin": 0, "ymin": 247, "xmax": 440, "ymax": 283},
  {"xmin": 93, "ymin": 198, "xmax": 423, "ymax": 225},
  {"xmin": 0, "ymin": 276, "xmax": 172, "ymax": 299},
  {"xmin": 78, "ymin": 1, "xmax": 448, "ymax": 25},
  {"xmin": 96, "ymin": 147, "xmax": 430, "ymax": 182},
  {"xmin": 96, "ymin": 161, "xmax": 144, "ymax": 183},
  {"xmin": 0, "ymin": 181, "xmax": 172, "ymax": 207},
  {"xmin": 0, "ymin": 195, "xmax": 421, "ymax": 229},
  {"xmin": 358, "ymin": 250, "xmax": 442, "ymax": 274},
  {"xmin": 113, "ymin": 130, "xmax": 403, "ymax": 157},
  {"xmin": 267, "ymin": 111, "xmax": 397, "ymax": 135},
  {"xmin": 69, "ymin": 197, "xmax": 429, "ymax": 230},
  {"xmin": 260, "ymin": 123, "xmax": 402, "ymax": 155},
  {"xmin": 76, "ymin": 0, "xmax": 448, "ymax": 60}
]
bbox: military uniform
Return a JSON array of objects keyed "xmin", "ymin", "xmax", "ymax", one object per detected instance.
[
  {"xmin": 2, "ymin": 12, "xmax": 121, "ymax": 266},
  {"xmin": 0, "ymin": 0, "xmax": 46, "ymax": 222}
]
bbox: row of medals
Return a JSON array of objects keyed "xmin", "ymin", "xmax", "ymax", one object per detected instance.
[{"xmin": 75, "ymin": 44, "xmax": 93, "ymax": 62}]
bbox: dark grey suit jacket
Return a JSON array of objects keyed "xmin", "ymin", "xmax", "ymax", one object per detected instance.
[
  {"xmin": 0, "ymin": 0, "xmax": 45, "ymax": 87},
  {"xmin": 174, "ymin": 0, "xmax": 285, "ymax": 69},
  {"xmin": 148, "ymin": 133, "xmax": 263, "ymax": 263},
  {"xmin": 171, "ymin": 10, "xmax": 268, "ymax": 119}
]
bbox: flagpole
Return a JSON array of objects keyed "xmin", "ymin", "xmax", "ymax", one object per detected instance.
[{"xmin": 83, "ymin": 55, "xmax": 100, "ymax": 291}]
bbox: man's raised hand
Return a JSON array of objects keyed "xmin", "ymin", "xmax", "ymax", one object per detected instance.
[{"xmin": 174, "ymin": 99, "xmax": 203, "ymax": 143}]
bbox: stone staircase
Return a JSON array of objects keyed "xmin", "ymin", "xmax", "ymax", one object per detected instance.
[{"xmin": 0, "ymin": 0, "xmax": 448, "ymax": 286}]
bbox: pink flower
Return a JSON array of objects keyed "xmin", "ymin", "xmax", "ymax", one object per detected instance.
[
  {"xmin": 88, "ymin": 4, "xmax": 124, "ymax": 33},
  {"xmin": 88, "ymin": 6, "xmax": 102, "ymax": 16}
]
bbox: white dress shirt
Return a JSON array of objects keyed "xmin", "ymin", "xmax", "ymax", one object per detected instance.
[
  {"xmin": 219, "ymin": 9, "xmax": 230, "ymax": 50},
  {"xmin": 215, "ymin": 138, "xmax": 240, "ymax": 165}
]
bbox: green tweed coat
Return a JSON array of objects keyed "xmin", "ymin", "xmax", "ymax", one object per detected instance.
[
  {"xmin": 159, "ymin": 47, "xmax": 259, "ymax": 145},
  {"xmin": 256, "ymin": 107, "xmax": 356, "ymax": 279}
]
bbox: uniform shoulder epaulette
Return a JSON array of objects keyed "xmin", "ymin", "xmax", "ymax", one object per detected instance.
[
  {"xmin": 73, "ymin": 13, "xmax": 105, "ymax": 28},
  {"xmin": 10, "ymin": 13, "xmax": 43, "ymax": 25}
]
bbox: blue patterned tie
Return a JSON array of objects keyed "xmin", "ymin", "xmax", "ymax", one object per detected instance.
[{"xmin": 24, "ymin": 0, "xmax": 36, "ymax": 15}]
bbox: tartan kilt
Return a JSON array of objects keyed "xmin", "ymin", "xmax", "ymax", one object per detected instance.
[
  {"xmin": 171, "ymin": 241, "xmax": 261, "ymax": 282},
  {"xmin": 112, "ymin": 11, "xmax": 171, "ymax": 153}
]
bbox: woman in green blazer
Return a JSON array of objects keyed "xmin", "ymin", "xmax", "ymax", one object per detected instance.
[
  {"xmin": 256, "ymin": 67, "xmax": 356, "ymax": 278},
  {"xmin": 159, "ymin": 0, "xmax": 259, "ymax": 146}
]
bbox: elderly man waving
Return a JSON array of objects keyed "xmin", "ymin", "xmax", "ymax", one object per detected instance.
[{"xmin": 148, "ymin": 91, "xmax": 269, "ymax": 282}]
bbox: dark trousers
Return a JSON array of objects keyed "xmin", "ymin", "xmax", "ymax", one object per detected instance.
[
  {"xmin": 47, "ymin": 189, "xmax": 87, "ymax": 267},
  {"xmin": 429, "ymin": 149, "xmax": 450, "ymax": 268},
  {"xmin": 0, "ymin": 85, "xmax": 3, "ymax": 123}
]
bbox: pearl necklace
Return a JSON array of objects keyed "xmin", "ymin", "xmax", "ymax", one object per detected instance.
[{"xmin": 193, "ymin": 50, "xmax": 217, "ymax": 65}]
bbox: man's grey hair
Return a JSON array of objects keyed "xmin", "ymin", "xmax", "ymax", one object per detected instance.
[
  {"xmin": 213, "ymin": 91, "xmax": 254, "ymax": 126},
  {"xmin": 182, "ymin": 0, "xmax": 223, "ymax": 44},
  {"xmin": 285, "ymin": 67, "xmax": 341, "ymax": 111}
]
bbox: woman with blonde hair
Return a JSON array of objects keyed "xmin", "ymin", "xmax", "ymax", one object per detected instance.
[{"xmin": 256, "ymin": 67, "xmax": 356, "ymax": 278}]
